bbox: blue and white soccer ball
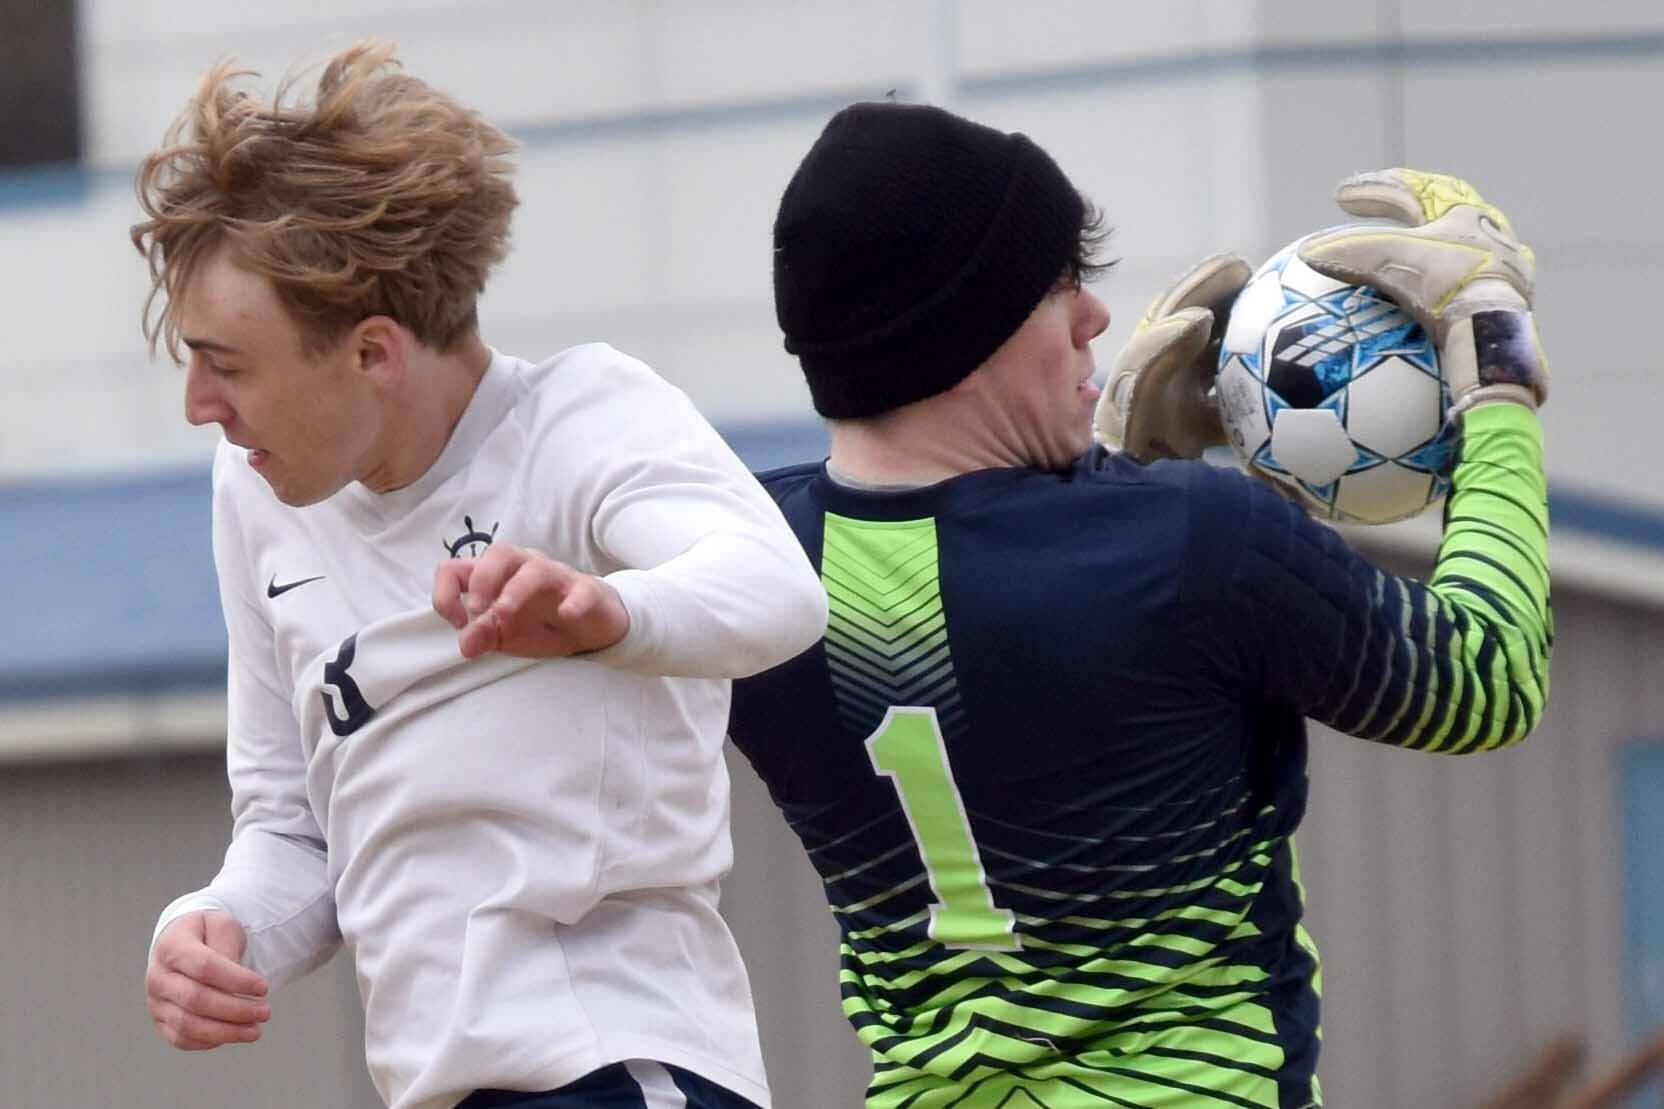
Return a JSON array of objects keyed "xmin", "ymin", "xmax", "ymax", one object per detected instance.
[{"xmin": 1215, "ymin": 232, "xmax": 1459, "ymax": 525}]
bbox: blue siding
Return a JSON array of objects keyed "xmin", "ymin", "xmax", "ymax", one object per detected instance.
[
  {"xmin": 0, "ymin": 423, "xmax": 828, "ymax": 702},
  {"xmin": 0, "ymin": 467, "xmax": 223, "ymax": 699}
]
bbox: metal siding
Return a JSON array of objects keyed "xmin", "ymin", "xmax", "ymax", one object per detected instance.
[
  {"xmin": 1298, "ymin": 737, "xmax": 1396, "ymax": 1103},
  {"xmin": 1296, "ymin": 589, "xmax": 1653, "ymax": 1107},
  {"xmin": 0, "ymin": 754, "xmax": 378, "ymax": 1107},
  {"xmin": 722, "ymin": 749, "xmax": 873, "ymax": 1103}
]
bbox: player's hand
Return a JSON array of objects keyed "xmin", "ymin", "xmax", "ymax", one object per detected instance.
[
  {"xmin": 1298, "ymin": 168, "xmax": 1548, "ymax": 413},
  {"xmin": 1093, "ymin": 252, "xmax": 1251, "ymax": 461},
  {"xmin": 433, "ymin": 543, "xmax": 631, "ymax": 660},
  {"xmin": 146, "ymin": 910, "xmax": 270, "ymax": 1050}
]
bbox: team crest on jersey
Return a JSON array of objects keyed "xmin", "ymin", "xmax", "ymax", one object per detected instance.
[{"xmin": 444, "ymin": 515, "xmax": 499, "ymax": 558}]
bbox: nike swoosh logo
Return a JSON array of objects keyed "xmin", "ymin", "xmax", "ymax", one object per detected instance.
[{"xmin": 267, "ymin": 574, "xmax": 325, "ymax": 599}]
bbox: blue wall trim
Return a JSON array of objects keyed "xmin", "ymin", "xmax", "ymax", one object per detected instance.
[
  {"xmin": 1548, "ymin": 491, "xmax": 1664, "ymax": 552},
  {"xmin": 0, "ymin": 466, "xmax": 223, "ymax": 701},
  {"xmin": 0, "ymin": 163, "xmax": 93, "ymax": 211},
  {"xmin": 0, "ymin": 418, "xmax": 1657, "ymax": 705}
]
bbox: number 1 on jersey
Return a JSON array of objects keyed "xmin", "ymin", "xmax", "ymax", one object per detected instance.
[{"xmin": 866, "ymin": 706, "xmax": 1019, "ymax": 951}]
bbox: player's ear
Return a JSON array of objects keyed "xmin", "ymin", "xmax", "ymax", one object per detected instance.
[{"xmin": 354, "ymin": 316, "xmax": 405, "ymax": 384}]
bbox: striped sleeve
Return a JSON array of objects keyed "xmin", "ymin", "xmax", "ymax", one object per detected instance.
[{"xmin": 1184, "ymin": 401, "xmax": 1551, "ymax": 753}]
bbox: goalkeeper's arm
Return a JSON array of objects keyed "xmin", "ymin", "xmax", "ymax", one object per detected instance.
[
  {"xmin": 1176, "ymin": 168, "xmax": 1550, "ymax": 751},
  {"xmin": 1178, "ymin": 402, "xmax": 1548, "ymax": 752}
]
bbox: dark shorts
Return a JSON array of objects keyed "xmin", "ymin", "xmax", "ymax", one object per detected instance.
[{"xmin": 459, "ymin": 1060, "xmax": 761, "ymax": 1108}]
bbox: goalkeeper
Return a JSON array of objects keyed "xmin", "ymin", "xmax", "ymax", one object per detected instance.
[{"xmin": 727, "ymin": 101, "xmax": 1549, "ymax": 1108}]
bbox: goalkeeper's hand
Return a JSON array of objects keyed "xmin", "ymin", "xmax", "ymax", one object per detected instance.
[
  {"xmin": 1297, "ymin": 168, "xmax": 1548, "ymax": 413},
  {"xmin": 1092, "ymin": 252, "xmax": 1252, "ymax": 461}
]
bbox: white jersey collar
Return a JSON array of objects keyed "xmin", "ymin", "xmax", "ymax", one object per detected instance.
[{"xmin": 338, "ymin": 347, "xmax": 528, "ymax": 527}]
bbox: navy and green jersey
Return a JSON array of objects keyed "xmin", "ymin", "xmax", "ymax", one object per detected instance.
[{"xmin": 727, "ymin": 404, "xmax": 1550, "ymax": 1108}]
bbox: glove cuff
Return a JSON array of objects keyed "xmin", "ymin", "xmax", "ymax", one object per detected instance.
[
  {"xmin": 1450, "ymin": 384, "xmax": 1538, "ymax": 416},
  {"xmin": 1443, "ymin": 310, "xmax": 1547, "ymax": 410}
]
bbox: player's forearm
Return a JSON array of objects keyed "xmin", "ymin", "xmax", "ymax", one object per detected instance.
[
  {"xmin": 1420, "ymin": 402, "xmax": 1552, "ymax": 749},
  {"xmin": 1197, "ymin": 405, "xmax": 1548, "ymax": 753},
  {"xmin": 1317, "ymin": 404, "xmax": 1549, "ymax": 753},
  {"xmin": 154, "ymin": 829, "xmax": 341, "ymax": 987},
  {"xmin": 595, "ymin": 530, "xmax": 828, "ymax": 678}
]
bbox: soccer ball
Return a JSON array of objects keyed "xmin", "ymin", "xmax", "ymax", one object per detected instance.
[{"xmin": 1214, "ymin": 232, "xmax": 1459, "ymax": 525}]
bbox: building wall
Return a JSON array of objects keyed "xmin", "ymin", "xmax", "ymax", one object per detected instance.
[
  {"xmin": 2, "ymin": 1, "xmax": 1661, "ymax": 511},
  {"xmin": 4, "ymin": 3, "xmax": 1663, "ymax": 1107}
]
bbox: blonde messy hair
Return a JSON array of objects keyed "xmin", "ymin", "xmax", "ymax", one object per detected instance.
[{"xmin": 132, "ymin": 40, "xmax": 518, "ymax": 360}]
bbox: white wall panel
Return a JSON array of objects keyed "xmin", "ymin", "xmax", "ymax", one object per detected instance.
[
  {"xmin": 84, "ymin": 0, "xmax": 470, "ymax": 44},
  {"xmin": 492, "ymin": 134, "xmax": 661, "ymax": 316},
  {"xmin": 1401, "ymin": 59, "xmax": 1663, "ymax": 245},
  {"xmin": 477, "ymin": 298, "xmax": 810, "ymax": 424},
  {"xmin": 1249, "ymin": 0, "xmax": 1399, "ymax": 46},
  {"xmin": 477, "ymin": 113, "xmax": 823, "ymax": 419},
  {"xmin": 0, "ymin": 181, "xmax": 152, "ymax": 363},
  {"xmin": 20, "ymin": 3, "xmax": 1661, "ymax": 509},
  {"xmin": 957, "ymin": 1, "xmax": 1259, "ymax": 78},
  {"xmin": 84, "ymin": 0, "xmax": 926, "ymax": 167},
  {"xmin": 970, "ymin": 83, "xmax": 1225, "ymax": 268},
  {"xmin": 1399, "ymin": 0, "xmax": 1664, "ymax": 38},
  {"xmin": 658, "ymin": 119, "xmax": 813, "ymax": 307},
  {"xmin": 0, "ymin": 175, "xmax": 214, "ymax": 479}
]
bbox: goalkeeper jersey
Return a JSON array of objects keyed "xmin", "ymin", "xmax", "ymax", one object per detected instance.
[{"xmin": 726, "ymin": 403, "xmax": 1550, "ymax": 1108}]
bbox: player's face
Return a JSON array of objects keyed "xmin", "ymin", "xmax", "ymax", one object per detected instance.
[
  {"xmin": 178, "ymin": 246, "xmax": 379, "ymax": 506},
  {"xmin": 977, "ymin": 282, "xmax": 1110, "ymax": 470}
]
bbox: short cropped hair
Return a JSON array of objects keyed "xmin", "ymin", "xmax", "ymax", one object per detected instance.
[
  {"xmin": 132, "ymin": 40, "xmax": 518, "ymax": 360},
  {"xmin": 1064, "ymin": 200, "xmax": 1116, "ymax": 290}
]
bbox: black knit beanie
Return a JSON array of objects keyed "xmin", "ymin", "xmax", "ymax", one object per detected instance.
[{"xmin": 773, "ymin": 101, "xmax": 1084, "ymax": 420}]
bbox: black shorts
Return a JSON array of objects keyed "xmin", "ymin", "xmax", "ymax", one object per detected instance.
[{"xmin": 459, "ymin": 1060, "xmax": 762, "ymax": 1108}]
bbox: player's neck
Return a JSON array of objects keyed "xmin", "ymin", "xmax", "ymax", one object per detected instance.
[
  {"xmin": 827, "ymin": 400, "xmax": 1028, "ymax": 486},
  {"xmin": 358, "ymin": 335, "xmax": 494, "ymax": 495}
]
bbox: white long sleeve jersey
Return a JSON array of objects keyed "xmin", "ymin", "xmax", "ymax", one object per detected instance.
[{"xmin": 154, "ymin": 345, "xmax": 827, "ymax": 1109}]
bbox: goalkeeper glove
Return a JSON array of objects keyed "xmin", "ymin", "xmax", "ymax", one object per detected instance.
[
  {"xmin": 1092, "ymin": 252, "xmax": 1252, "ymax": 461},
  {"xmin": 1297, "ymin": 168, "xmax": 1549, "ymax": 413}
]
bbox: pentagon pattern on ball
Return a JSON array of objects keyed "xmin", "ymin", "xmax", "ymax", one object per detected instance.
[
  {"xmin": 1215, "ymin": 232, "xmax": 1458, "ymax": 525},
  {"xmin": 1268, "ymin": 409, "xmax": 1354, "ymax": 487}
]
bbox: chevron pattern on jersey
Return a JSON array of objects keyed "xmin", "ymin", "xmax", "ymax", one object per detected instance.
[
  {"xmin": 814, "ymin": 514, "xmax": 1326, "ymax": 1107},
  {"xmin": 822, "ymin": 513, "xmax": 965, "ymax": 739}
]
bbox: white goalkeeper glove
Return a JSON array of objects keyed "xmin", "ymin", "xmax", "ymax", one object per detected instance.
[
  {"xmin": 1297, "ymin": 168, "xmax": 1549, "ymax": 413},
  {"xmin": 1092, "ymin": 252, "xmax": 1252, "ymax": 461}
]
